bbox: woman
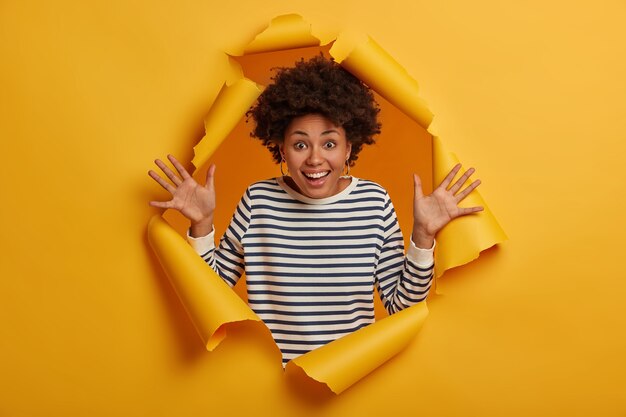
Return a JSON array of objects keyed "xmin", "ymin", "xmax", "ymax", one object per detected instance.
[{"xmin": 148, "ymin": 56, "xmax": 482, "ymax": 365}]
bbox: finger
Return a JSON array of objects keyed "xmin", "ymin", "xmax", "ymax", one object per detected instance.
[
  {"xmin": 449, "ymin": 167, "xmax": 475, "ymax": 195},
  {"xmin": 455, "ymin": 179, "xmax": 481, "ymax": 202},
  {"xmin": 154, "ymin": 159, "xmax": 182, "ymax": 186},
  {"xmin": 205, "ymin": 164, "xmax": 216, "ymax": 190},
  {"xmin": 149, "ymin": 200, "xmax": 174, "ymax": 209},
  {"xmin": 167, "ymin": 154, "xmax": 191, "ymax": 180},
  {"xmin": 439, "ymin": 163, "xmax": 462, "ymax": 190},
  {"xmin": 457, "ymin": 206, "xmax": 484, "ymax": 216},
  {"xmin": 413, "ymin": 173, "xmax": 424, "ymax": 199},
  {"xmin": 148, "ymin": 169, "xmax": 176, "ymax": 194}
]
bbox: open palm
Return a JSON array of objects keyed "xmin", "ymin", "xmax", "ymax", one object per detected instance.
[
  {"xmin": 148, "ymin": 155, "xmax": 216, "ymax": 225},
  {"xmin": 413, "ymin": 164, "xmax": 483, "ymax": 238}
]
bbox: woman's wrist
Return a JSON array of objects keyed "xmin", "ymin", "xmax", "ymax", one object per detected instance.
[
  {"xmin": 190, "ymin": 217, "xmax": 214, "ymax": 238},
  {"xmin": 411, "ymin": 225, "xmax": 435, "ymax": 250}
]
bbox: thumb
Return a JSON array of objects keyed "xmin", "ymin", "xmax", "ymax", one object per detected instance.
[
  {"xmin": 205, "ymin": 164, "xmax": 216, "ymax": 189},
  {"xmin": 413, "ymin": 173, "xmax": 424, "ymax": 200}
]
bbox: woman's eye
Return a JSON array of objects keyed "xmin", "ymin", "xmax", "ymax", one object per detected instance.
[
  {"xmin": 324, "ymin": 141, "xmax": 336, "ymax": 149},
  {"xmin": 294, "ymin": 142, "xmax": 306, "ymax": 150}
]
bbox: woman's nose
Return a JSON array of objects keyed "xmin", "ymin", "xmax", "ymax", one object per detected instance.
[{"xmin": 306, "ymin": 146, "xmax": 323, "ymax": 165}]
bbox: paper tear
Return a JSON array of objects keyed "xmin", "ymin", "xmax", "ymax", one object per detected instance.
[
  {"xmin": 147, "ymin": 215, "xmax": 261, "ymax": 351},
  {"xmin": 243, "ymin": 14, "xmax": 321, "ymax": 55},
  {"xmin": 225, "ymin": 56, "xmax": 244, "ymax": 86},
  {"xmin": 330, "ymin": 31, "xmax": 433, "ymax": 129},
  {"xmin": 285, "ymin": 302, "xmax": 429, "ymax": 394},
  {"xmin": 191, "ymin": 77, "xmax": 263, "ymax": 171},
  {"xmin": 432, "ymin": 136, "xmax": 508, "ymax": 278},
  {"xmin": 147, "ymin": 13, "xmax": 506, "ymax": 395}
]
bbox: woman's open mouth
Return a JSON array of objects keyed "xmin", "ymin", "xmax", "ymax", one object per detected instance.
[{"xmin": 303, "ymin": 171, "xmax": 330, "ymax": 185}]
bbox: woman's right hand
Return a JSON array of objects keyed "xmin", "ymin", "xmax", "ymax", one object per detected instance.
[{"xmin": 148, "ymin": 155, "xmax": 216, "ymax": 236}]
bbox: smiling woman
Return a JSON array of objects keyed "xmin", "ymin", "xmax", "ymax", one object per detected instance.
[
  {"xmin": 148, "ymin": 55, "xmax": 483, "ymax": 366},
  {"xmin": 281, "ymin": 114, "xmax": 352, "ymax": 199}
]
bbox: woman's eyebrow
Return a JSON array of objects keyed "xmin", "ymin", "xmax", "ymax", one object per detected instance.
[
  {"xmin": 289, "ymin": 130, "xmax": 309, "ymax": 136},
  {"xmin": 288, "ymin": 129, "xmax": 340, "ymax": 136}
]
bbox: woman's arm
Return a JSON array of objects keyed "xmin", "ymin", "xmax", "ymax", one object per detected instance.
[
  {"xmin": 375, "ymin": 198, "xmax": 435, "ymax": 314},
  {"xmin": 375, "ymin": 164, "xmax": 483, "ymax": 314},
  {"xmin": 148, "ymin": 155, "xmax": 246, "ymax": 286},
  {"xmin": 186, "ymin": 189, "xmax": 252, "ymax": 288}
]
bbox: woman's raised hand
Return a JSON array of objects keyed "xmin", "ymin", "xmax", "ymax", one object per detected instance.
[
  {"xmin": 148, "ymin": 155, "xmax": 216, "ymax": 233},
  {"xmin": 412, "ymin": 163, "xmax": 483, "ymax": 248}
]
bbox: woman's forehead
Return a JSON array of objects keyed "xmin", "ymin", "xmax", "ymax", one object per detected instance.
[{"xmin": 286, "ymin": 114, "xmax": 343, "ymax": 132}]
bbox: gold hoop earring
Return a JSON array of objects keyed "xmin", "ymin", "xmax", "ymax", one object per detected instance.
[
  {"xmin": 344, "ymin": 160, "xmax": 350, "ymax": 176},
  {"xmin": 280, "ymin": 158, "xmax": 288, "ymax": 176}
]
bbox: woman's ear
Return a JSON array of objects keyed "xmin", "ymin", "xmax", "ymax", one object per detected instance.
[{"xmin": 346, "ymin": 142, "xmax": 352, "ymax": 161}]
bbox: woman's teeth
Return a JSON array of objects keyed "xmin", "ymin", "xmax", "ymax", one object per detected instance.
[{"xmin": 304, "ymin": 171, "xmax": 329, "ymax": 179}]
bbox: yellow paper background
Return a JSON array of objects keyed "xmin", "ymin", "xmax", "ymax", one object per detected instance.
[{"xmin": 1, "ymin": 1, "xmax": 625, "ymax": 416}]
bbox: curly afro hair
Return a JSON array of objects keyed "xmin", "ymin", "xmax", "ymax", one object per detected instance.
[{"xmin": 247, "ymin": 55, "xmax": 381, "ymax": 167}]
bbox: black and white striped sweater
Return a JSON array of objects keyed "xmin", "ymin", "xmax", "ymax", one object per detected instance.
[{"xmin": 188, "ymin": 176, "xmax": 434, "ymax": 365}]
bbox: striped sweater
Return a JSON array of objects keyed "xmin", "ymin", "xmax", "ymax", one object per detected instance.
[{"xmin": 188, "ymin": 176, "xmax": 434, "ymax": 365}]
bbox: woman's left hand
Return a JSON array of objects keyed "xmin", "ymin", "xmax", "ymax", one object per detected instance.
[{"xmin": 412, "ymin": 164, "xmax": 483, "ymax": 248}]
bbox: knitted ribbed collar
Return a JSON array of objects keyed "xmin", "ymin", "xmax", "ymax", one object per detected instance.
[{"xmin": 275, "ymin": 176, "xmax": 359, "ymax": 205}]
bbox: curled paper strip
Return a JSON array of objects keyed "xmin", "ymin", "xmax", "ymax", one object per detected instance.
[
  {"xmin": 147, "ymin": 13, "xmax": 506, "ymax": 394},
  {"xmin": 330, "ymin": 32, "xmax": 433, "ymax": 129},
  {"xmin": 431, "ymin": 136, "xmax": 507, "ymax": 277},
  {"xmin": 286, "ymin": 302, "xmax": 429, "ymax": 394},
  {"xmin": 147, "ymin": 215, "xmax": 260, "ymax": 350},
  {"xmin": 243, "ymin": 14, "xmax": 321, "ymax": 55},
  {"xmin": 192, "ymin": 78, "xmax": 263, "ymax": 171}
]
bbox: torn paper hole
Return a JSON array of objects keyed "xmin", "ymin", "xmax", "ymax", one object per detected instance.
[{"xmin": 147, "ymin": 13, "xmax": 506, "ymax": 395}]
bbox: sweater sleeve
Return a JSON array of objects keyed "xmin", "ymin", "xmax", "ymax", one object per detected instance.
[
  {"xmin": 186, "ymin": 188, "xmax": 253, "ymax": 288},
  {"xmin": 374, "ymin": 193, "xmax": 434, "ymax": 315}
]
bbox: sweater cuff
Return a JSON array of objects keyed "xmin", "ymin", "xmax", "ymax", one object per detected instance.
[
  {"xmin": 186, "ymin": 227, "xmax": 216, "ymax": 254},
  {"xmin": 407, "ymin": 237, "xmax": 435, "ymax": 266}
]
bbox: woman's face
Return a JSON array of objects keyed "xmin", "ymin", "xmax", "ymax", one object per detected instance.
[{"xmin": 280, "ymin": 114, "xmax": 352, "ymax": 199}]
